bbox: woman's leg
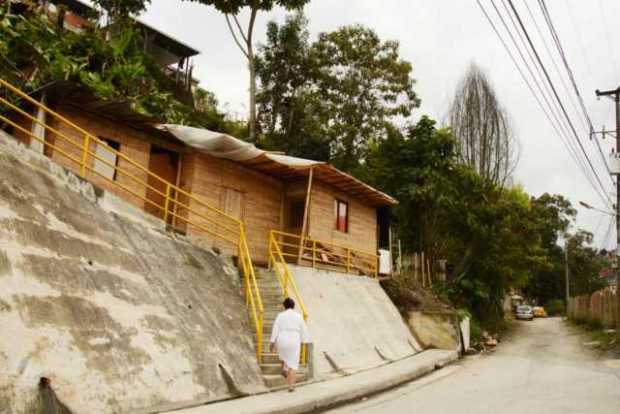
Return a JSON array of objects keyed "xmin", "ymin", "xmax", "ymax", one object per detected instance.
[{"xmin": 286, "ymin": 368, "xmax": 296, "ymax": 391}]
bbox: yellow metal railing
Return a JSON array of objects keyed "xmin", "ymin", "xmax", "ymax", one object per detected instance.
[
  {"xmin": 268, "ymin": 230, "xmax": 309, "ymax": 364},
  {"xmin": 0, "ymin": 78, "xmax": 265, "ymax": 362},
  {"xmin": 270, "ymin": 229, "xmax": 379, "ymax": 278}
]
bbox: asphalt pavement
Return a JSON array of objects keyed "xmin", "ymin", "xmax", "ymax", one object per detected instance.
[{"xmin": 326, "ymin": 317, "xmax": 620, "ymax": 414}]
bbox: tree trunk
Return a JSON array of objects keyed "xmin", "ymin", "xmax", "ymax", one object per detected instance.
[
  {"xmin": 248, "ymin": 50, "xmax": 257, "ymax": 143},
  {"xmin": 247, "ymin": 7, "xmax": 258, "ymax": 144}
]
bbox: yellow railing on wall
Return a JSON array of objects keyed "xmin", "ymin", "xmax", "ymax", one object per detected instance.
[
  {"xmin": 268, "ymin": 230, "xmax": 309, "ymax": 364},
  {"xmin": 269, "ymin": 229, "xmax": 379, "ymax": 278},
  {"xmin": 0, "ymin": 78, "xmax": 265, "ymax": 362}
]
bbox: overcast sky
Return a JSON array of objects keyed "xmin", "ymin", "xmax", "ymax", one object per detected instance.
[{"xmin": 138, "ymin": 0, "xmax": 620, "ymax": 249}]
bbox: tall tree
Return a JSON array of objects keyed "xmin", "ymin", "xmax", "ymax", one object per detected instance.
[
  {"xmin": 448, "ymin": 63, "xmax": 518, "ymax": 186},
  {"xmin": 312, "ymin": 25, "xmax": 419, "ymax": 171},
  {"xmin": 256, "ymin": 18, "xmax": 420, "ymax": 171},
  {"xmin": 186, "ymin": 0, "xmax": 310, "ymax": 143}
]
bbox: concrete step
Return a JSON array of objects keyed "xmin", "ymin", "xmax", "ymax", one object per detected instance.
[
  {"xmin": 260, "ymin": 352, "xmax": 281, "ymax": 364},
  {"xmin": 263, "ymin": 373, "xmax": 307, "ymax": 388},
  {"xmin": 260, "ymin": 363, "xmax": 308, "ymax": 375}
]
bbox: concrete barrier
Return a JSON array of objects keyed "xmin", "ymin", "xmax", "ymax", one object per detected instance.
[
  {"xmin": 288, "ymin": 265, "xmax": 421, "ymax": 378},
  {"xmin": 407, "ymin": 311, "xmax": 460, "ymax": 351},
  {"xmin": 0, "ymin": 133, "xmax": 266, "ymax": 413}
]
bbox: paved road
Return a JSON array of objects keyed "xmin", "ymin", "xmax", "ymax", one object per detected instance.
[{"xmin": 327, "ymin": 317, "xmax": 620, "ymax": 414}]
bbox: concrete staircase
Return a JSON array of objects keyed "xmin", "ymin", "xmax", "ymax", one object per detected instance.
[{"xmin": 254, "ymin": 268, "xmax": 309, "ymax": 388}]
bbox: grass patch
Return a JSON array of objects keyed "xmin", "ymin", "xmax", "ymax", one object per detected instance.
[{"xmin": 568, "ymin": 319, "xmax": 620, "ymax": 352}]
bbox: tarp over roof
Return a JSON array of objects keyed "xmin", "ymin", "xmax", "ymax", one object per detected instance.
[{"xmin": 160, "ymin": 124, "xmax": 397, "ymax": 207}]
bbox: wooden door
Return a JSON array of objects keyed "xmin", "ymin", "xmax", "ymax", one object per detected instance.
[
  {"xmin": 221, "ymin": 188, "xmax": 244, "ymax": 221},
  {"xmin": 146, "ymin": 146, "xmax": 179, "ymax": 222}
]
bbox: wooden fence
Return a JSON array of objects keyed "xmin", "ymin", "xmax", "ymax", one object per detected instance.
[
  {"xmin": 568, "ymin": 287, "xmax": 617, "ymax": 328},
  {"xmin": 398, "ymin": 252, "xmax": 446, "ymax": 288}
]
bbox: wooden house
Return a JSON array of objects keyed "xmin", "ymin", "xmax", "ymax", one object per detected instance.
[
  {"xmin": 1, "ymin": 5, "xmax": 396, "ymax": 276},
  {"xmin": 5, "ymin": 82, "xmax": 396, "ymax": 275}
]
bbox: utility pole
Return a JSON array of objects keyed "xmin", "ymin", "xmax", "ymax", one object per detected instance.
[
  {"xmin": 565, "ymin": 243, "xmax": 569, "ymax": 310},
  {"xmin": 595, "ymin": 86, "xmax": 620, "ymax": 330}
]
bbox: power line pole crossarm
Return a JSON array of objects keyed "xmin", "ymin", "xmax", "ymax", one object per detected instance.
[{"xmin": 595, "ymin": 86, "xmax": 620, "ymax": 330}]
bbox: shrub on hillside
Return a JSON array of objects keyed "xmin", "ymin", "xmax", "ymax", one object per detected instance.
[{"xmin": 544, "ymin": 299, "xmax": 565, "ymax": 316}]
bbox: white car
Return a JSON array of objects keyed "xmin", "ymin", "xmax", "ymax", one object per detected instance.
[{"xmin": 515, "ymin": 305, "xmax": 534, "ymax": 321}]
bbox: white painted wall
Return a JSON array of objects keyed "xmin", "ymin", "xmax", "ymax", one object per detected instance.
[{"xmin": 289, "ymin": 265, "xmax": 420, "ymax": 378}]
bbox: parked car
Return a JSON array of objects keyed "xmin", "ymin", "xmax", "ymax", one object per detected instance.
[
  {"xmin": 515, "ymin": 305, "xmax": 534, "ymax": 321},
  {"xmin": 532, "ymin": 306, "xmax": 547, "ymax": 318}
]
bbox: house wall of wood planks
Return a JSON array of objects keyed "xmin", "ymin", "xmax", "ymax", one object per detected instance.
[
  {"xmin": 6, "ymin": 105, "xmax": 381, "ymax": 265},
  {"xmin": 181, "ymin": 153, "xmax": 284, "ymax": 263},
  {"xmin": 307, "ymin": 181, "xmax": 377, "ymax": 256},
  {"xmin": 9, "ymin": 104, "xmax": 153, "ymax": 210}
]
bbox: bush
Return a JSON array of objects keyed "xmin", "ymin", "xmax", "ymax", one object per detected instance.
[
  {"xmin": 544, "ymin": 299, "xmax": 565, "ymax": 316},
  {"xmin": 469, "ymin": 316, "xmax": 482, "ymax": 344}
]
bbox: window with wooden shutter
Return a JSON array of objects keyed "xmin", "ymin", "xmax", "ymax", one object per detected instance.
[
  {"xmin": 335, "ymin": 199, "xmax": 349, "ymax": 233},
  {"xmin": 93, "ymin": 138, "xmax": 120, "ymax": 180}
]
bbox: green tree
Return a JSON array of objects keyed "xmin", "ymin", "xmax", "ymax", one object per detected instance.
[
  {"xmin": 566, "ymin": 231, "xmax": 606, "ymax": 297},
  {"xmin": 0, "ymin": 7, "xmax": 236, "ymax": 133},
  {"xmin": 255, "ymin": 13, "xmax": 330, "ymax": 160},
  {"xmin": 185, "ymin": 0, "xmax": 310, "ymax": 143},
  {"xmin": 523, "ymin": 194, "xmax": 575, "ymax": 305},
  {"xmin": 365, "ymin": 117, "xmax": 546, "ymax": 326},
  {"xmin": 312, "ymin": 25, "xmax": 419, "ymax": 171},
  {"xmin": 92, "ymin": 0, "xmax": 151, "ymax": 19},
  {"xmin": 256, "ymin": 17, "xmax": 419, "ymax": 170}
]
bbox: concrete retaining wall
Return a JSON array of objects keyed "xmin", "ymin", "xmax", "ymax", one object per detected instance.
[
  {"xmin": 289, "ymin": 265, "xmax": 420, "ymax": 378},
  {"xmin": 406, "ymin": 311, "xmax": 460, "ymax": 351},
  {"xmin": 0, "ymin": 133, "xmax": 266, "ymax": 414}
]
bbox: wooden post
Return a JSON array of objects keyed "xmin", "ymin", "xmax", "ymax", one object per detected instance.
[
  {"xmin": 312, "ymin": 240, "xmax": 316, "ymax": 268},
  {"xmin": 413, "ymin": 253, "xmax": 418, "ymax": 281},
  {"xmin": 421, "ymin": 252, "xmax": 426, "ymax": 287},
  {"xmin": 397, "ymin": 239, "xmax": 402, "ymax": 275},
  {"xmin": 297, "ymin": 167, "xmax": 314, "ymax": 264},
  {"xmin": 388, "ymin": 227, "xmax": 393, "ymax": 276},
  {"xmin": 427, "ymin": 259, "xmax": 432, "ymax": 288},
  {"xmin": 80, "ymin": 134, "xmax": 90, "ymax": 178},
  {"xmin": 163, "ymin": 183, "xmax": 171, "ymax": 224}
]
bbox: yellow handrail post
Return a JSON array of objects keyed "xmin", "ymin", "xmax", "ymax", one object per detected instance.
[
  {"xmin": 80, "ymin": 134, "xmax": 90, "ymax": 178},
  {"xmin": 163, "ymin": 183, "xmax": 171, "ymax": 224},
  {"xmin": 312, "ymin": 240, "xmax": 316, "ymax": 268}
]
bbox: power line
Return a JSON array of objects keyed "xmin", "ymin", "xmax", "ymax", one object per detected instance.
[
  {"xmin": 522, "ymin": 0, "xmax": 588, "ymax": 135},
  {"xmin": 506, "ymin": 0, "xmax": 613, "ymax": 208},
  {"xmin": 497, "ymin": 0, "xmax": 599, "ymax": 188},
  {"xmin": 538, "ymin": 0, "xmax": 612, "ymax": 180},
  {"xmin": 481, "ymin": 0, "xmax": 591, "ymax": 187},
  {"xmin": 477, "ymin": 0, "xmax": 611, "ymax": 208}
]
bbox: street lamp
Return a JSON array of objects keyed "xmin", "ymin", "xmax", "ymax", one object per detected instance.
[{"xmin": 579, "ymin": 201, "xmax": 616, "ymax": 216}]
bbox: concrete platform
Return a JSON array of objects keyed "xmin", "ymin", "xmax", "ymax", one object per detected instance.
[{"xmin": 160, "ymin": 349, "xmax": 458, "ymax": 414}]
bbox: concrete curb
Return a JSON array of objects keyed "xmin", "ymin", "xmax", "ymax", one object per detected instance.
[
  {"xmin": 162, "ymin": 350, "xmax": 459, "ymax": 414},
  {"xmin": 281, "ymin": 351, "xmax": 458, "ymax": 414}
]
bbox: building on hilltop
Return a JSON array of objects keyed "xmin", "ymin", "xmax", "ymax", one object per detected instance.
[{"xmin": 6, "ymin": 0, "xmax": 200, "ymax": 105}]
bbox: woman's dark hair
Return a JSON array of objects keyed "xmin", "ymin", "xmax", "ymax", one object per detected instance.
[{"xmin": 283, "ymin": 298, "xmax": 295, "ymax": 309}]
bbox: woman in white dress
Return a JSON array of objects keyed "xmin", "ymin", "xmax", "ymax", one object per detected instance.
[{"xmin": 269, "ymin": 298, "xmax": 310, "ymax": 392}]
